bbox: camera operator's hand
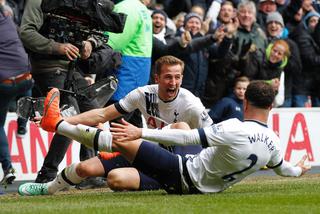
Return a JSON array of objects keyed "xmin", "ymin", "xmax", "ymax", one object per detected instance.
[
  {"xmin": 58, "ymin": 43, "xmax": 80, "ymax": 61},
  {"xmin": 81, "ymin": 41, "xmax": 93, "ymax": 60}
]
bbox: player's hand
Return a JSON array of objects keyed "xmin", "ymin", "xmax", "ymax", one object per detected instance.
[
  {"xmin": 295, "ymin": 154, "xmax": 311, "ymax": 176},
  {"xmin": 110, "ymin": 118, "xmax": 142, "ymax": 142},
  {"xmin": 81, "ymin": 41, "xmax": 93, "ymax": 59},
  {"xmin": 58, "ymin": 43, "xmax": 80, "ymax": 61}
]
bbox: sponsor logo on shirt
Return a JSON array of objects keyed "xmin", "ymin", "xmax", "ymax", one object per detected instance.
[{"xmin": 145, "ymin": 92, "xmax": 159, "ymax": 117}]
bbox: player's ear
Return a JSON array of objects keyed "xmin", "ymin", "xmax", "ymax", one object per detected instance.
[{"xmin": 154, "ymin": 74, "xmax": 159, "ymax": 83}]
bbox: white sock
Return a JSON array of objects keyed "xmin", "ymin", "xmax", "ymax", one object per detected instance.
[
  {"xmin": 56, "ymin": 121, "xmax": 112, "ymax": 152},
  {"xmin": 47, "ymin": 163, "xmax": 85, "ymax": 194}
]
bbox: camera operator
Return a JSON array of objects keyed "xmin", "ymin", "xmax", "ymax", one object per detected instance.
[{"xmin": 19, "ymin": 0, "xmax": 104, "ymax": 185}]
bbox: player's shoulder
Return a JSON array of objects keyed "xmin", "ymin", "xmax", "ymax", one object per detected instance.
[
  {"xmin": 218, "ymin": 118, "xmax": 243, "ymax": 129},
  {"xmin": 178, "ymin": 88, "xmax": 203, "ymax": 104}
]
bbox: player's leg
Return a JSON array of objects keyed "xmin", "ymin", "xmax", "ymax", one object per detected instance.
[
  {"xmin": 113, "ymin": 140, "xmax": 185, "ymax": 194},
  {"xmin": 107, "ymin": 168, "xmax": 161, "ymax": 191},
  {"xmin": 18, "ymin": 154, "xmax": 133, "ymax": 196},
  {"xmin": 18, "ymin": 157, "xmax": 105, "ymax": 196},
  {"xmin": 40, "ymin": 88, "xmax": 113, "ymax": 152},
  {"xmin": 107, "ymin": 168, "xmax": 140, "ymax": 190}
]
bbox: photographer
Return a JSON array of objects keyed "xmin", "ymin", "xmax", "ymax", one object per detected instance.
[{"xmin": 19, "ymin": 0, "xmax": 106, "ymax": 185}]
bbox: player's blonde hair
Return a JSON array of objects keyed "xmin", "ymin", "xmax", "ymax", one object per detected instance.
[{"xmin": 155, "ymin": 55, "xmax": 185, "ymax": 75}]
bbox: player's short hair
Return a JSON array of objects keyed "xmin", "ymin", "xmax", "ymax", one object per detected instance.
[
  {"xmin": 155, "ymin": 55, "xmax": 185, "ymax": 75},
  {"xmin": 245, "ymin": 80, "xmax": 275, "ymax": 109}
]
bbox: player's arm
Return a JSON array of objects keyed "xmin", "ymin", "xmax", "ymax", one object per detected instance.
[
  {"xmin": 65, "ymin": 104, "xmax": 122, "ymax": 126},
  {"xmin": 65, "ymin": 87, "xmax": 141, "ymax": 126},
  {"xmin": 269, "ymin": 155, "xmax": 311, "ymax": 177},
  {"xmin": 111, "ymin": 120, "xmax": 202, "ymax": 146}
]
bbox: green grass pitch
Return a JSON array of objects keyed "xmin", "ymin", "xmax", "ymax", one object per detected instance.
[{"xmin": 1, "ymin": 174, "xmax": 319, "ymax": 214}]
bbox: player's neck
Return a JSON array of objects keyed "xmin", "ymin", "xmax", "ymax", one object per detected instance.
[{"xmin": 244, "ymin": 110, "xmax": 269, "ymax": 125}]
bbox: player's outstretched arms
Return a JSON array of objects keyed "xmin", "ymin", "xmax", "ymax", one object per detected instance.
[
  {"xmin": 111, "ymin": 119, "xmax": 142, "ymax": 142},
  {"xmin": 273, "ymin": 154, "xmax": 311, "ymax": 177}
]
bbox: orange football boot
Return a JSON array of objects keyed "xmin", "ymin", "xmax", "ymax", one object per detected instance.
[{"xmin": 40, "ymin": 88, "xmax": 63, "ymax": 132}]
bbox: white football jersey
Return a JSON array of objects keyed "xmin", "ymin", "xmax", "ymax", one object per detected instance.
[
  {"xmin": 118, "ymin": 84, "xmax": 212, "ymax": 129},
  {"xmin": 187, "ymin": 118, "xmax": 283, "ymax": 193}
]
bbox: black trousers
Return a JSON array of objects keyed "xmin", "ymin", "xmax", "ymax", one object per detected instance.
[{"xmin": 32, "ymin": 69, "xmax": 98, "ymax": 178}]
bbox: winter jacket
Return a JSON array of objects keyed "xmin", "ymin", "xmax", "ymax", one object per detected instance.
[
  {"xmin": 208, "ymin": 93, "xmax": 243, "ymax": 123},
  {"xmin": 290, "ymin": 15, "xmax": 320, "ymax": 96}
]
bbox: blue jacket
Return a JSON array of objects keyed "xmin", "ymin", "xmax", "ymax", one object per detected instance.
[{"xmin": 208, "ymin": 93, "xmax": 243, "ymax": 123}]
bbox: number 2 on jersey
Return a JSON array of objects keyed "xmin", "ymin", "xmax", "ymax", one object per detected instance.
[{"xmin": 222, "ymin": 154, "xmax": 258, "ymax": 182}]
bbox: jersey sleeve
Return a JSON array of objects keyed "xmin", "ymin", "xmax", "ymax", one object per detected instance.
[
  {"xmin": 266, "ymin": 143, "xmax": 283, "ymax": 168},
  {"xmin": 189, "ymin": 106, "xmax": 213, "ymax": 128},
  {"xmin": 199, "ymin": 119, "xmax": 243, "ymax": 148},
  {"xmin": 184, "ymin": 94, "xmax": 213, "ymax": 128},
  {"xmin": 118, "ymin": 88, "xmax": 142, "ymax": 113}
]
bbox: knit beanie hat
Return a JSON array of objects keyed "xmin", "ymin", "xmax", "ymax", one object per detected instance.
[
  {"xmin": 184, "ymin": 12, "xmax": 202, "ymax": 26},
  {"xmin": 266, "ymin": 11, "xmax": 284, "ymax": 27},
  {"xmin": 151, "ymin": 9, "xmax": 168, "ymax": 23}
]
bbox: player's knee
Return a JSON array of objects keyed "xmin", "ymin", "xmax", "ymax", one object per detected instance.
[
  {"xmin": 170, "ymin": 122, "xmax": 190, "ymax": 130},
  {"xmin": 107, "ymin": 169, "xmax": 129, "ymax": 191},
  {"xmin": 76, "ymin": 162, "xmax": 96, "ymax": 178}
]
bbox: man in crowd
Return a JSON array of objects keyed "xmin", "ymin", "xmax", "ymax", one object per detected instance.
[
  {"xmin": 19, "ymin": 0, "xmax": 118, "ymax": 185},
  {"xmin": 0, "ymin": 0, "xmax": 33, "ymax": 185}
]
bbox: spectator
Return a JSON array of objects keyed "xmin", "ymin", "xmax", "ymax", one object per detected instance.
[
  {"xmin": 1, "ymin": 0, "xmax": 31, "ymax": 136},
  {"xmin": 266, "ymin": 12, "xmax": 302, "ymax": 107},
  {"xmin": 232, "ymin": 0, "xmax": 267, "ymax": 57},
  {"xmin": 282, "ymin": 0, "xmax": 303, "ymax": 34},
  {"xmin": 176, "ymin": 12, "xmax": 235, "ymax": 100},
  {"xmin": 210, "ymin": 1, "xmax": 236, "ymax": 32},
  {"xmin": 172, "ymin": 11, "xmax": 186, "ymax": 32},
  {"xmin": 276, "ymin": 0, "xmax": 289, "ymax": 14},
  {"xmin": 256, "ymin": 0, "xmax": 277, "ymax": 29},
  {"xmin": 105, "ymin": 0, "xmax": 153, "ymax": 127},
  {"xmin": 208, "ymin": 76, "xmax": 249, "ymax": 123},
  {"xmin": 290, "ymin": 11, "xmax": 320, "ymax": 107},
  {"xmin": 19, "ymin": 0, "xmax": 113, "ymax": 184},
  {"xmin": 191, "ymin": 4, "xmax": 206, "ymax": 19},
  {"xmin": 0, "ymin": 2, "xmax": 33, "ymax": 185},
  {"xmin": 152, "ymin": 9, "xmax": 175, "ymax": 45},
  {"xmin": 241, "ymin": 40, "xmax": 290, "ymax": 96}
]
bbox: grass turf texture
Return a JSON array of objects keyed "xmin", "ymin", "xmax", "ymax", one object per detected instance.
[{"xmin": 1, "ymin": 174, "xmax": 319, "ymax": 214}]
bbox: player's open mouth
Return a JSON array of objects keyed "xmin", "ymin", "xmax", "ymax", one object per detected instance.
[{"xmin": 167, "ymin": 88, "xmax": 176, "ymax": 96}]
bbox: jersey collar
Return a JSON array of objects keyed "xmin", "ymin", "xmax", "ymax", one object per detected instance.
[{"xmin": 244, "ymin": 119, "xmax": 268, "ymax": 128}]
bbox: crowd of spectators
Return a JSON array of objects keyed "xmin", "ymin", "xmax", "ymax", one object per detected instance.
[{"xmin": 150, "ymin": 0, "xmax": 320, "ymax": 108}]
